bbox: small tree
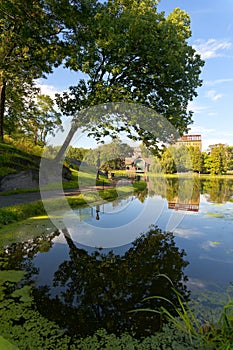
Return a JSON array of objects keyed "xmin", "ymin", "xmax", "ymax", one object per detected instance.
[
  {"xmin": 226, "ymin": 146, "xmax": 233, "ymax": 172},
  {"xmin": 201, "ymin": 152, "xmax": 211, "ymax": 174},
  {"xmin": 159, "ymin": 148, "xmax": 177, "ymax": 174},
  {"xmin": 209, "ymin": 144, "xmax": 228, "ymax": 175},
  {"xmin": 188, "ymin": 146, "xmax": 202, "ymax": 173}
]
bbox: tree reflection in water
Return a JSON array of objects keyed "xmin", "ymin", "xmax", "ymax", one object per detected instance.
[{"xmin": 32, "ymin": 226, "xmax": 189, "ymax": 337}]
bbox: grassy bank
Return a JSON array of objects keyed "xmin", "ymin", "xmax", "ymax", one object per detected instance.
[{"xmin": 0, "ymin": 142, "xmax": 41, "ymax": 177}]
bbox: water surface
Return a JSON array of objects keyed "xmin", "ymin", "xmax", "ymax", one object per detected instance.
[{"xmin": 1, "ymin": 176, "xmax": 233, "ymax": 336}]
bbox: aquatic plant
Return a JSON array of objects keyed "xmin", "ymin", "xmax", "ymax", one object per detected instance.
[{"xmin": 131, "ymin": 274, "xmax": 233, "ymax": 349}]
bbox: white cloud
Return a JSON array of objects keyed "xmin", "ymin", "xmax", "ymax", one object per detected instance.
[
  {"xmin": 188, "ymin": 101, "xmax": 208, "ymax": 114},
  {"xmin": 174, "ymin": 227, "xmax": 203, "ymax": 239},
  {"xmin": 206, "ymin": 90, "xmax": 222, "ymax": 101},
  {"xmin": 186, "ymin": 278, "xmax": 209, "ymax": 291},
  {"xmin": 205, "ymin": 78, "xmax": 233, "ymax": 86},
  {"xmin": 203, "ymin": 138, "xmax": 230, "ymax": 149},
  {"xmin": 223, "ymin": 132, "xmax": 233, "ymax": 137},
  {"xmin": 189, "ymin": 126, "xmax": 215, "ymax": 135},
  {"xmin": 193, "ymin": 38, "xmax": 232, "ymax": 59},
  {"xmin": 35, "ymin": 82, "xmax": 62, "ymax": 100}
]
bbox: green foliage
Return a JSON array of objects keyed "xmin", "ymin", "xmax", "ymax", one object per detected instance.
[
  {"xmin": 83, "ymin": 140, "xmax": 133, "ymax": 170},
  {"xmin": 201, "ymin": 178, "xmax": 233, "ymax": 203},
  {"xmin": 0, "ymin": 270, "xmax": 25, "ymax": 284},
  {"xmin": 188, "ymin": 146, "xmax": 202, "ymax": 173},
  {"xmin": 0, "ymin": 174, "xmax": 142, "ymax": 229},
  {"xmin": 0, "ymin": 141, "xmax": 42, "ymax": 177},
  {"xmin": 0, "ymin": 336, "xmax": 18, "ymax": 350},
  {"xmin": 70, "ymin": 326, "xmax": 196, "ymax": 349},
  {"xmin": 0, "ymin": 167, "xmax": 16, "ymax": 176},
  {"xmin": 151, "ymin": 144, "xmax": 233, "ymax": 175},
  {"xmin": 0, "ymin": 0, "xmax": 67, "ymax": 140},
  {"xmin": 139, "ymin": 143, "xmax": 152, "ymax": 158},
  {"xmin": 201, "ymin": 152, "xmax": 211, "ymax": 174},
  {"xmin": 0, "ymin": 227, "xmax": 190, "ymax": 350},
  {"xmin": 209, "ymin": 144, "xmax": 228, "ymax": 175},
  {"xmin": 159, "ymin": 148, "xmax": 177, "ymax": 174},
  {"xmin": 170, "ymin": 146, "xmax": 192, "ymax": 172},
  {"xmin": 6, "ymin": 89, "xmax": 62, "ymax": 145},
  {"xmin": 0, "ymin": 287, "xmax": 71, "ymax": 349},
  {"xmin": 6, "ymin": 273, "xmax": 233, "ymax": 349},
  {"xmin": 55, "ymin": 0, "xmax": 204, "ymax": 160},
  {"xmin": 226, "ymin": 146, "xmax": 233, "ymax": 171},
  {"xmin": 0, "ymin": 201, "xmax": 46, "ymax": 228},
  {"xmin": 66, "ymin": 146, "xmax": 88, "ymax": 161},
  {"xmin": 153, "ymin": 145, "xmax": 195, "ymax": 174},
  {"xmin": 31, "ymin": 226, "xmax": 188, "ymax": 338},
  {"xmin": 4, "ymin": 136, "xmax": 44, "ymax": 156},
  {"xmin": 133, "ymin": 180, "xmax": 147, "ymax": 192},
  {"xmin": 133, "ymin": 275, "xmax": 233, "ymax": 349}
]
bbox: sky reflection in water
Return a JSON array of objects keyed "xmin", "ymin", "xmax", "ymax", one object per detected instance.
[{"xmin": 49, "ymin": 177, "xmax": 233, "ymax": 292}]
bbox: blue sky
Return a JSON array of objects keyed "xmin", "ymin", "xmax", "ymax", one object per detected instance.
[{"xmin": 39, "ymin": 0, "xmax": 233, "ymax": 151}]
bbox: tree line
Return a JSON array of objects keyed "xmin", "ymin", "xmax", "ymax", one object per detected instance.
[{"xmin": 150, "ymin": 143, "xmax": 233, "ymax": 175}]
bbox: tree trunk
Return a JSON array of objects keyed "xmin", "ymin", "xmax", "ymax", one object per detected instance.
[
  {"xmin": 54, "ymin": 123, "xmax": 77, "ymax": 162},
  {"xmin": 0, "ymin": 77, "xmax": 6, "ymax": 142}
]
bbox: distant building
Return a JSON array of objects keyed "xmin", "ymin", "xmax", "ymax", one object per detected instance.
[
  {"xmin": 125, "ymin": 147, "xmax": 153, "ymax": 172},
  {"xmin": 176, "ymin": 134, "xmax": 202, "ymax": 151},
  {"xmin": 168, "ymin": 196, "xmax": 200, "ymax": 212},
  {"xmin": 125, "ymin": 156, "xmax": 152, "ymax": 172}
]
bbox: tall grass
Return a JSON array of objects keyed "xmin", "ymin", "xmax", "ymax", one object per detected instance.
[{"xmin": 131, "ymin": 274, "xmax": 233, "ymax": 349}]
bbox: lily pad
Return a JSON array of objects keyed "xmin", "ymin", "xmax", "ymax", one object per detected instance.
[
  {"xmin": 11, "ymin": 285, "xmax": 32, "ymax": 303},
  {"xmin": 0, "ymin": 336, "xmax": 19, "ymax": 349},
  {"xmin": 0, "ymin": 217, "xmax": 56, "ymax": 248},
  {"xmin": 0, "ymin": 270, "xmax": 25, "ymax": 284}
]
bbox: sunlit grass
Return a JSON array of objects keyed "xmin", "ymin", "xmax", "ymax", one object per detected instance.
[{"xmin": 30, "ymin": 215, "xmax": 49, "ymax": 220}]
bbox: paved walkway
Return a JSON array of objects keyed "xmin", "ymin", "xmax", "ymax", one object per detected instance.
[{"xmin": 0, "ymin": 185, "xmax": 110, "ymax": 209}]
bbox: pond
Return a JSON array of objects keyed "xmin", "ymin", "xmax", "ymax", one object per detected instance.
[{"xmin": 1, "ymin": 176, "xmax": 233, "ymax": 340}]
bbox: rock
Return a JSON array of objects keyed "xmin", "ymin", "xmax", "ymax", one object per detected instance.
[
  {"xmin": 0, "ymin": 170, "xmax": 39, "ymax": 192},
  {"xmin": 0, "ymin": 163, "xmax": 72, "ymax": 192}
]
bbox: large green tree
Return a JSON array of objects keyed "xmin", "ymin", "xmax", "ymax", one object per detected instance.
[
  {"xmin": 55, "ymin": 0, "xmax": 204, "ymax": 161},
  {"xmin": 0, "ymin": 0, "xmax": 89, "ymax": 142}
]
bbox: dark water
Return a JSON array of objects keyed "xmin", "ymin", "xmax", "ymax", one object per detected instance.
[{"xmin": 1, "ymin": 176, "xmax": 233, "ymax": 337}]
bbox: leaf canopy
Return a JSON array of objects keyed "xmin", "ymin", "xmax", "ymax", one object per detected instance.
[{"xmin": 57, "ymin": 0, "xmax": 204, "ymax": 138}]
